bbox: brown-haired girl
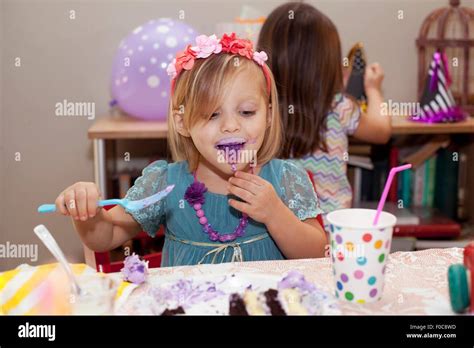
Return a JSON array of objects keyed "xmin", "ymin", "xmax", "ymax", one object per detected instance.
[{"xmin": 258, "ymin": 2, "xmax": 392, "ymax": 229}]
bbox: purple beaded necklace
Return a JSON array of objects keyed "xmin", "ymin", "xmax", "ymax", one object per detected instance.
[{"xmin": 184, "ymin": 165, "xmax": 254, "ymax": 243}]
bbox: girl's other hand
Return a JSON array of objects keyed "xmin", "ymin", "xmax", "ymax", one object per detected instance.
[
  {"xmin": 55, "ymin": 182, "xmax": 102, "ymax": 221},
  {"xmin": 227, "ymin": 171, "xmax": 283, "ymax": 225},
  {"xmin": 364, "ymin": 63, "xmax": 384, "ymax": 92}
]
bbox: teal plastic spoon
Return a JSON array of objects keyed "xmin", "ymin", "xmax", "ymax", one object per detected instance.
[{"xmin": 38, "ymin": 184, "xmax": 175, "ymax": 213}]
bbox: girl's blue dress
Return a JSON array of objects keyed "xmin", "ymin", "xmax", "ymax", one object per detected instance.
[{"xmin": 124, "ymin": 159, "xmax": 323, "ymax": 267}]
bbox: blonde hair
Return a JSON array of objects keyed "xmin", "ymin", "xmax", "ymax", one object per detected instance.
[{"xmin": 168, "ymin": 53, "xmax": 282, "ymax": 172}]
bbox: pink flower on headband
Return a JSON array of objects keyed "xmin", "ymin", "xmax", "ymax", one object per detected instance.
[
  {"xmin": 220, "ymin": 32, "xmax": 237, "ymax": 49},
  {"xmin": 220, "ymin": 33, "xmax": 253, "ymax": 59},
  {"xmin": 192, "ymin": 34, "xmax": 222, "ymax": 58},
  {"xmin": 253, "ymin": 51, "xmax": 268, "ymax": 66},
  {"xmin": 170, "ymin": 44, "xmax": 197, "ymax": 77},
  {"xmin": 166, "ymin": 58, "xmax": 177, "ymax": 78}
]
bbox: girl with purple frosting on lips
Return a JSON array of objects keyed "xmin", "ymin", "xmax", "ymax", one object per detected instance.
[{"xmin": 62, "ymin": 33, "xmax": 327, "ymax": 267}]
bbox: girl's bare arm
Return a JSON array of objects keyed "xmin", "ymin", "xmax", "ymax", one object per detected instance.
[
  {"xmin": 353, "ymin": 63, "xmax": 392, "ymax": 144},
  {"xmin": 72, "ymin": 205, "xmax": 141, "ymax": 252},
  {"xmin": 56, "ymin": 182, "xmax": 141, "ymax": 252}
]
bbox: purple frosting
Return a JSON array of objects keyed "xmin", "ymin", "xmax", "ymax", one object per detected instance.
[
  {"xmin": 184, "ymin": 181, "xmax": 207, "ymax": 205},
  {"xmin": 277, "ymin": 271, "xmax": 316, "ymax": 293},
  {"xmin": 121, "ymin": 253, "xmax": 149, "ymax": 285},
  {"xmin": 151, "ymin": 279, "xmax": 224, "ymax": 308},
  {"xmin": 410, "ymin": 107, "xmax": 467, "ymax": 124}
]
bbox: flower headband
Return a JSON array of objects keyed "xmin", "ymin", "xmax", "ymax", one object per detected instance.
[{"xmin": 166, "ymin": 33, "xmax": 271, "ymax": 96}]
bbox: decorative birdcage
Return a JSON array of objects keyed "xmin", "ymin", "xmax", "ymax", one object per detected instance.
[{"xmin": 416, "ymin": 0, "xmax": 474, "ymax": 115}]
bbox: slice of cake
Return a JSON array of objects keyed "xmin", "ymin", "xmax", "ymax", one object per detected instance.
[
  {"xmin": 243, "ymin": 290, "xmax": 266, "ymax": 315},
  {"xmin": 161, "ymin": 306, "xmax": 185, "ymax": 316},
  {"xmin": 228, "ymin": 293, "xmax": 248, "ymax": 316},
  {"xmin": 279, "ymin": 288, "xmax": 308, "ymax": 315},
  {"xmin": 263, "ymin": 289, "xmax": 286, "ymax": 316},
  {"xmin": 228, "ymin": 271, "xmax": 319, "ymax": 315}
]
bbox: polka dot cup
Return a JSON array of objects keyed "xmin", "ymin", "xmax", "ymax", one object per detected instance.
[{"xmin": 327, "ymin": 209, "xmax": 397, "ymax": 303}]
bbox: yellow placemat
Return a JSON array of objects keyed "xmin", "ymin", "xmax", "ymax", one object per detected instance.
[{"xmin": 0, "ymin": 263, "xmax": 137, "ymax": 315}]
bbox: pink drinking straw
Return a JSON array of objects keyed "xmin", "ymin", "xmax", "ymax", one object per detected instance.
[{"xmin": 373, "ymin": 164, "xmax": 412, "ymax": 226}]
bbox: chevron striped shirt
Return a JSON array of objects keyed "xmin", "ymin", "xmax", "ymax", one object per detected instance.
[{"xmin": 289, "ymin": 93, "xmax": 361, "ymax": 227}]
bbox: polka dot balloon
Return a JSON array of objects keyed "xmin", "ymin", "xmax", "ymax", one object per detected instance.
[{"xmin": 111, "ymin": 18, "xmax": 197, "ymax": 120}]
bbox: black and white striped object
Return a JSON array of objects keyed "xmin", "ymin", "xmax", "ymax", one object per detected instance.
[
  {"xmin": 417, "ymin": 52, "xmax": 457, "ymax": 120},
  {"xmin": 345, "ymin": 47, "xmax": 367, "ymax": 103}
]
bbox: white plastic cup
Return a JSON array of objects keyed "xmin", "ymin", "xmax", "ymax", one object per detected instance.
[
  {"xmin": 326, "ymin": 209, "xmax": 397, "ymax": 303},
  {"xmin": 71, "ymin": 274, "xmax": 118, "ymax": 315}
]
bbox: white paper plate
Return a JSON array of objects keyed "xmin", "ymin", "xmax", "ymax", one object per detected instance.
[{"xmin": 120, "ymin": 271, "xmax": 340, "ymax": 315}]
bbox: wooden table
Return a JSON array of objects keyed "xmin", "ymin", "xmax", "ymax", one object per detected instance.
[
  {"xmin": 391, "ymin": 115, "xmax": 474, "ymax": 134},
  {"xmin": 88, "ymin": 114, "xmax": 474, "ymax": 197},
  {"xmin": 88, "ymin": 115, "xmax": 168, "ymax": 199}
]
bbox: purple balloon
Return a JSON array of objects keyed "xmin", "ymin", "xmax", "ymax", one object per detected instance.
[{"xmin": 110, "ymin": 19, "xmax": 197, "ymax": 120}]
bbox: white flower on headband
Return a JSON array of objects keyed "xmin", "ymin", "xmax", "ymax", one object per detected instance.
[
  {"xmin": 191, "ymin": 34, "xmax": 222, "ymax": 59},
  {"xmin": 253, "ymin": 51, "xmax": 268, "ymax": 66},
  {"xmin": 166, "ymin": 58, "xmax": 177, "ymax": 78}
]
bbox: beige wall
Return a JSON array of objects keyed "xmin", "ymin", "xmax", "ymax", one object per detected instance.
[{"xmin": 1, "ymin": 0, "xmax": 468, "ymax": 271}]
